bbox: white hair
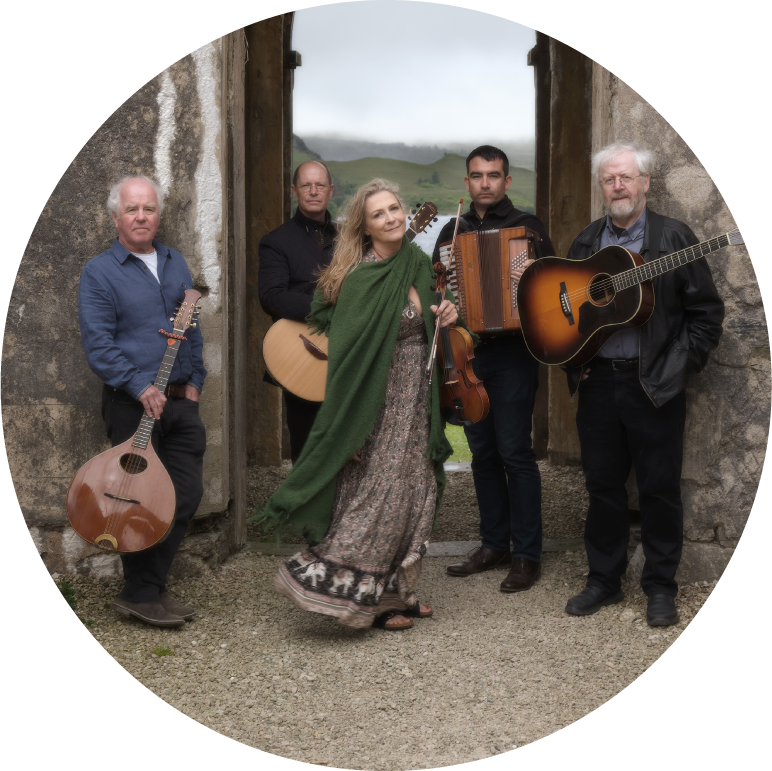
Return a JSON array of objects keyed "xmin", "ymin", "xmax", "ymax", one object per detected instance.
[
  {"xmin": 591, "ymin": 142, "xmax": 654, "ymax": 181},
  {"xmin": 107, "ymin": 176, "xmax": 164, "ymax": 217}
]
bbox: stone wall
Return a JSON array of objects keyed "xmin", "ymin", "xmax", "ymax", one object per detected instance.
[
  {"xmin": 592, "ymin": 65, "xmax": 769, "ymax": 579},
  {"xmin": 2, "ymin": 39, "xmax": 242, "ymax": 580}
]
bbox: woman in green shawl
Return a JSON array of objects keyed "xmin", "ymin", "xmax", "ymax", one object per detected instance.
[{"xmin": 263, "ymin": 179, "xmax": 457, "ymax": 630}]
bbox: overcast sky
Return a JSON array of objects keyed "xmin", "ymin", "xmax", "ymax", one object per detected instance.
[{"xmin": 292, "ymin": 1, "xmax": 536, "ymax": 145}]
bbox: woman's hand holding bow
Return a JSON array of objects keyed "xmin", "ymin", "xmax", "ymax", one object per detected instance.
[{"xmin": 430, "ymin": 299, "xmax": 458, "ymax": 328}]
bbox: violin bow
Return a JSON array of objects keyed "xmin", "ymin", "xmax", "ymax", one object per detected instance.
[{"xmin": 426, "ymin": 198, "xmax": 464, "ymax": 383}]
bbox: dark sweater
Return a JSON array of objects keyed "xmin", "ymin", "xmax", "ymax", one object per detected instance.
[
  {"xmin": 431, "ymin": 196, "xmax": 554, "ymax": 260},
  {"xmin": 258, "ymin": 209, "xmax": 337, "ymax": 321}
]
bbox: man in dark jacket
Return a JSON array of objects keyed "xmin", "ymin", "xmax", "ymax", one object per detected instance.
[
  {"xmin": 433, "ymin": 145, "xmax": 555, "ymax": 593},
  {"xmin": 563, "ymin": 142, "xmax": 724, "ymax": 626},
  {"xmin": 259, "ymin": 160, "xmax": 337, "ymax": 462}
]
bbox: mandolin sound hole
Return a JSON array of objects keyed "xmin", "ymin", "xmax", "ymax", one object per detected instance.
[
  {"xmin": 120, "ymin": 454, "xmax": 148, "ymax": 474},
  {"xmin": 587, "ymin": 274, "xmax": 615, "ymax": 306}
]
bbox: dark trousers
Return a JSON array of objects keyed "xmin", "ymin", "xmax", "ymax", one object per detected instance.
[
  {"xmin": 576, "ymin": 362, "xmax": 685, "ymax": 596},
  {"xmin": 102, "ymin": 387, "xmax": 206, "ymax": 603},
  {"xmin": 283, "ymin": 390, "xmax": 321, "ymax": 464},
  {"xmin": 463, "ymin": 337, "xmax": 542, "ymax": 561}
]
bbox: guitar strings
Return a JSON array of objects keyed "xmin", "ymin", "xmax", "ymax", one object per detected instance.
[{"xmin": 555, "ymin": 234, "xmax": 730, "ymax": 307}]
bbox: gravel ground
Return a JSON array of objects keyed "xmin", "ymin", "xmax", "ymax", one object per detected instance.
[
  {"xmin": 247, "ymin": 460, "xmax": 590, "ymax": 542},
  {"xmin": 65, "ymin": 554, "xmax": 716, "ymax": 770}
]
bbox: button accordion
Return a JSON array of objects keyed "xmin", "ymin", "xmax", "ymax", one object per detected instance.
[{"xmin": 439, "ymin": 226, "xmax": 539, "ymax": 335}]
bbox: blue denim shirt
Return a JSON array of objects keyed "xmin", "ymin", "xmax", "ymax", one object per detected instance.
[{"xmin": 78, "ymin": 239, "xmax": 207, "ymax": 399}]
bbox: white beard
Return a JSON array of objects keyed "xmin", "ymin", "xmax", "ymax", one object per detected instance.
[{"xmin": 607, "ymin": 190, "xmax": 644, "ymax": 221}]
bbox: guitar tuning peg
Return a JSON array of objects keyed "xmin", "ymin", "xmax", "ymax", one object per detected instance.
[
  {"xmin": 433, "ymin": 217, "xmax": 438, "ymax": 222},
  {"xmin": 190, "ymin": 323, "xmax": 197, "ymax": 328},
  {"xmin": 169, "ymin": 317, "xmax": 175, "ymax": 322},
  {"xmin": 416, "ymin": 202, "xmax": 421, "ymax": 208}
]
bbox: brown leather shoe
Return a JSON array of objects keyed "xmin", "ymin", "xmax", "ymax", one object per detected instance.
[
  {"xmin": 500, "ymin": 558, "xmax": 542, "ymax": 592},
  {"xmin": 113, "ymin": 598, "xmax": 185, "ymax": 627},
  {"xmin": 446, "ymin": 546, "xmax": 512, "ymax": 576},
  {"xmin": 159, "ymin": 592, "xmax": 195, "ymax": 621}
]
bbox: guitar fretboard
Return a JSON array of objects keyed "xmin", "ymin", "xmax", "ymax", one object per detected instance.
[{"xmin": 612, "ymin": 229, "xmax": 741, "ymax": 291}]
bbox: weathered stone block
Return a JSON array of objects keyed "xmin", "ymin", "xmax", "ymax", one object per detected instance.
[{"xmin": 626, "ymin": 541, "xmax": 735, "ymax": 585}]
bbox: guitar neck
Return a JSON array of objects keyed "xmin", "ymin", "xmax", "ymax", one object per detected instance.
[{"xmin": 613, "ymin": 229, "xmax": 740, "ymax": 291}]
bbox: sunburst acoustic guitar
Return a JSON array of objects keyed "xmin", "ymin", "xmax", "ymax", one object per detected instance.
[
  {"xmin": 517, "ymin": 229, "xmax": 743, "ymax": 367},
  {"xmin": 262, "ymin": 202, "xmax": 440, "ymax": 401}
]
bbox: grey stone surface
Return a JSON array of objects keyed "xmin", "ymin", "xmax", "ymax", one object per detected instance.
[{"xmin": 627, "ymin": 540, "xmax": 736, "ymax": 587}]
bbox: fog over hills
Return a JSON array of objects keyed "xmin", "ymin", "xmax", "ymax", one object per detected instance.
[{"xmin": 296, "ymin": 134, "xmax": 535, "ymax": 171}]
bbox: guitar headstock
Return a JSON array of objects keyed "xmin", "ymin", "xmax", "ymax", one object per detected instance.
[
  {"xmin": 170, "ymin": 289, "xmax": 203, "ymax": 335},
  {"xmin": 407, "ymin": 202, "xmax": 439, "ymax": 241}
]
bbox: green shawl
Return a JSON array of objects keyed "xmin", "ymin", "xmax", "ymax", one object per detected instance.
[{"xmin": 255, "ymin": 236, "xmax": 453, "ymax": 542}]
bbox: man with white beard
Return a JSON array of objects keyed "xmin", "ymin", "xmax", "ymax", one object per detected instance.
[{"xmin": 562, "ymin": 142, "xmax": 724, "ymax": 626}]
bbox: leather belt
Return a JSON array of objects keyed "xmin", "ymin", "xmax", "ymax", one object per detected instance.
[
  {"xmin": 165, "ymin": 383, "xmax": 187, "ymax": 398},
  {"xmin": 595, "ymin": 358, "xmax": 639, "ymax": 372}
]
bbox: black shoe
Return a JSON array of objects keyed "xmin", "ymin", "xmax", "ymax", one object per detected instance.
[
  {"xmin": 646, "ymin": 593, "xmax": 679, "ymax": 626},
  {"xmin": 446, "ymin": 546, "xmax": 512, "ymax": 576},
  {"xmin": 565, "ymin": 585, "xmax": 624, "ymax": 616}
]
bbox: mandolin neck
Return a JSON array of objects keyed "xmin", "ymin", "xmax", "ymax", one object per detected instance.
[
  {"xmin": 613, "ymin": 229, "xmax": 740, "ymax": 292},
  {"xmin": 132, "ymin": 338, "xmax": 184, "ymax": 450}
]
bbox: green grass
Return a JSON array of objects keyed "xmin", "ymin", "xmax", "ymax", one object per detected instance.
[
  {"xmin": 293, "ymin": 152, "xmax": 534, "ymax": 216},
  {"xmin": 58, "ymin": 579, "xmax": 77, "ymax": 610},
  {"xmin": 57, "ymin": 579, "xmax": 95, "ymax": 626},
  {"xmin": 445, "ymin": 424, "xmax": 472, "ymax": 462},
  {"xmin": 151, "ymin": 646, "xmax": 174, "ymax": 657}
]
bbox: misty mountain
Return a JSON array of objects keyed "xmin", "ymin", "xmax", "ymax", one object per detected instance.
[{"xmin": 295, "ymin": 134, "xmax": 535, "ymax": 170}]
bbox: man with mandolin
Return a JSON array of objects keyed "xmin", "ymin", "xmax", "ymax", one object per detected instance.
[
  {"xmin": 432, "ymin": 145, "xmax": 555, "ymax": 593},
  {"xmin": 258, "ymin": 160, "xmax": 337, "ymax": 463},
  {"xmin": 562, "ymin": 142, "xmax": 724, "ymax": 626},
  {"xmin": 78, "ymin": 176, "xmax": 207, "ymax": 628}
]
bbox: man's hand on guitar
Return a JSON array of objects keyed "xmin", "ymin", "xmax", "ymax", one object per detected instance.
[
  {"xmin": 431, "ymin": 298, "xmax": 458, "ymax": 328},
  {"xmin": 139, "ymin": 385, "xmax": 167, "ymax": 419},
  {"xmin": 510, "ymin": 258, "xmax": 535, "ymax": 286}
]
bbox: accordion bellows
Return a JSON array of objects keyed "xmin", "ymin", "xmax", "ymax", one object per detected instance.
[{"xmin": 439, "ymin": 226, "xmax": 539, "ymax": 335}]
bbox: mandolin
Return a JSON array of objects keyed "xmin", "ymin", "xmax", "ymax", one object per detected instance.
[
  {"xmin": 65, "ymin": 290, "xmax": 202, "ymax": 553},
  {"xmin": 262, "ymin": 201, "xmax": 440, "ymax": 401},
  {"xmin": 517, "ymin": 229, "xmax": 743, "ymax": 367}
]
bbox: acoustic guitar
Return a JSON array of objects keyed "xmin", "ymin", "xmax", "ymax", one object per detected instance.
[
  {"xmin": 262, "ymin": 202, "xmax": 440, "ymax": 401},
  {"xmin": 517, "ymin": 229, "xmax": 743, "ymax": 367},
  {"xmin": 65, "ymin": 290, "xmax": 202, "ymax": 553}
]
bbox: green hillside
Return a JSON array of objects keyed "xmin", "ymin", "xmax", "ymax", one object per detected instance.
[{"xmin": 292, "ymin": 152, "xmax": 534, "ymax": 217}]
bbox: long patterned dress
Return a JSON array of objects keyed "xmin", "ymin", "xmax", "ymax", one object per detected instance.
[{"xmin": 274, "ymin": 265, "xmax": 436, "ymax": 628}]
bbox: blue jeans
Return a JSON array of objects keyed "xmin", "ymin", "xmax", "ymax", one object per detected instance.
[{"xmin": 464, "ymin": 337, "xmax": 542, "ymax": 560}]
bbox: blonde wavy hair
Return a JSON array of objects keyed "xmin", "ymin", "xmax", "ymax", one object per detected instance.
[{"xmin": 316, "ymin": 178, "xmax": 406, "ymax": 304}]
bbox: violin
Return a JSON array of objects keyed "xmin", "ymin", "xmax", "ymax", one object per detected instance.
[{"xmin": 429, "ymin": 260, "xmax": 490, "ymax": 426}]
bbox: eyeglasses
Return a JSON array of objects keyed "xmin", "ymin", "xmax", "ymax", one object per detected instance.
[
  {"xmin": 600, "ymin": 174, "xmax": 645, "ymax": 188},
  {"xmin": 298, "ymin": 183, "xmax": 329, "ymax": 192}
]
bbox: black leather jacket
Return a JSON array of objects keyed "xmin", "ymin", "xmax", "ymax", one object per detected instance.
[{"xmin": 564, "ymin": 208, "xmax": 724, "ymax": 407}]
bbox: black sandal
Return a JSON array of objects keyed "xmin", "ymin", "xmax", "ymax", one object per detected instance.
[
  {"xmin": 372, "ymin": 611, "xmax": 414, "ymax": 630},
  {"xmin": 402, "ymin": 601, "xmax": 433, "ymax": 619}
]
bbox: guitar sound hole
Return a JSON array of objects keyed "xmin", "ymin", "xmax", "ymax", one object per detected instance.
[
  {"xmin": 120, "ymin": 454, "xmax": 148, "ymax": 474},
  {"xmin": 588, "ymin": 274, "xmax": 615, "ymax": 306}
]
